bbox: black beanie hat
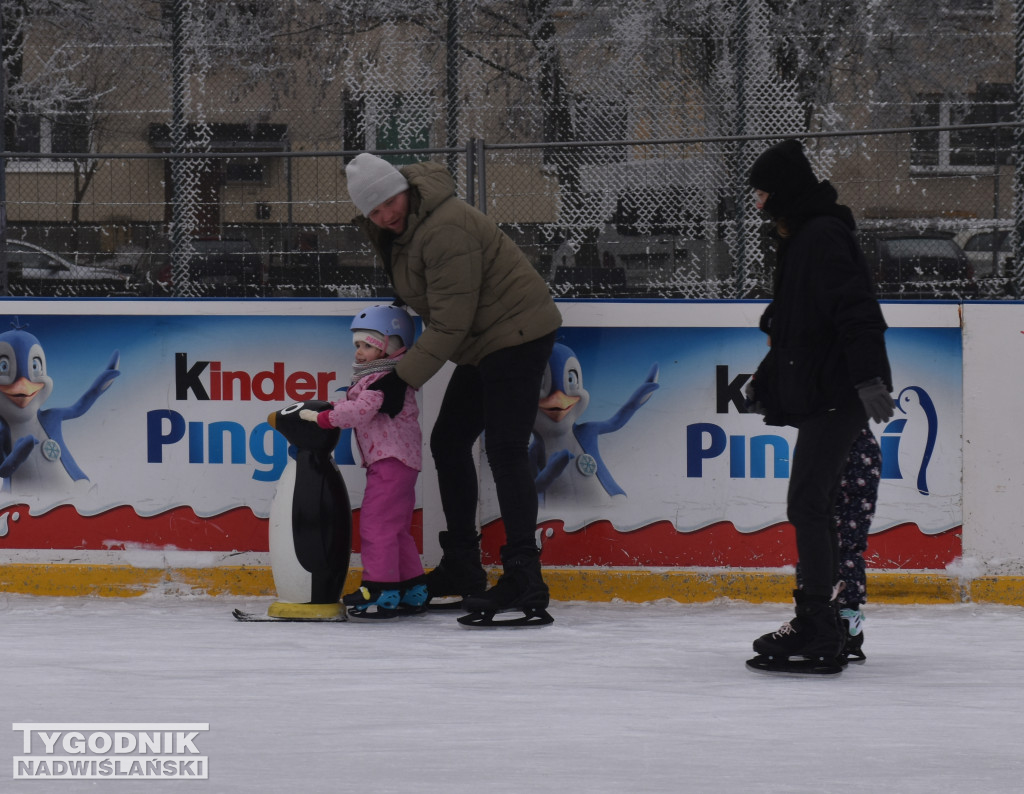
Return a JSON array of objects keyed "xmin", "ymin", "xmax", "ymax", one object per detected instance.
[{"xmin": 748, "ymin": 139, "xmax": 819, "ymax": 218}]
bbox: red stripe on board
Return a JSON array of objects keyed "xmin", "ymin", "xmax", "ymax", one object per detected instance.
[
  {"xmin": 481, "ymin": 518, "xmax": 961, "ymax": 569},
  {"xmin": 0, "ymin": 504, "xmax": 423, "ymax": 555}
]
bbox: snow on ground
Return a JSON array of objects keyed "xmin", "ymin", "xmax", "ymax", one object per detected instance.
[{"xmin": 3, "ymin": 593, "xmax": 1023, "ymax": 793}]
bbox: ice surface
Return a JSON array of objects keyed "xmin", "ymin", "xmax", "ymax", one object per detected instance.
[{"xmin": 3, "ymin": 593, "xmax": 1023, "ymax": 793}]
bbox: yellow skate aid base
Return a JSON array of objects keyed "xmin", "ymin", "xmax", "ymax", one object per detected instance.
[
  {"xmin": 266, "ymin": 601, "xmax": 343, "ymax": 620},
  {"xmin": 1, "ymin": 564, "xmax": 1023, "ymax": 606}
]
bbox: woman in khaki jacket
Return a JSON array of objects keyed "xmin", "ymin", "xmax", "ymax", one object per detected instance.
[{"xmin": 345, "ymin": 153, "xmax": 562, "ymax": 626}]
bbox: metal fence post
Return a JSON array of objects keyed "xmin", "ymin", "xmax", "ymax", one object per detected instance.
[
  {"xmin": 169, "ymin": 0, "xmax": 190, "ymax": 298},
  {"xmin": 445, "ymin": 0, "xmax": 461, "ymax": 177},
  {"xmin": 733, "ymin": 0, "xmax": 749, "ymax": 297},
  {"xmin": 465, "ymin": 138, "xmax": 475, "ymax": 207},
  {"xmin": 1014, "ymin": 0, "xmax": 1024, "ymax": 296},
  {"xmin": 476, "ymin": 138, "xmax": 487, "ymax": 213},
  {"xmin": 0, "ymin": 7, "xmax": 7, "ymax": 297}
]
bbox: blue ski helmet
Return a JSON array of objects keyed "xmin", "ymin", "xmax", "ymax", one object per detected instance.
[{"xmin": 350, "ymin": 304, "xmax": 415, "ymax": 354}]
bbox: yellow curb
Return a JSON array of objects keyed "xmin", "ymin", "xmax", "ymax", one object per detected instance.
[
  {"xmin": 0, "ymin": 564, "xmax": 362, "ymax": 599},
  {"xmin": 968, "ymin": 575, "xmax": 1024, "ymax": 605},
  {"xmin": 542, "ymin": 569, "xmax": 1023, "ymax": 606},
  {"xmin": 1, "ymin": 564, "xmax": 1023, "ymax": 606},
  {"xmin": 544, "ymin": 568, "xmax": 794, "ymax": 603},
  {"xmin": 167, "ymin": 566, "xmax": 277, "ymax": 597},
  {"xmin": 861, "ymin": 571, "xmax": 967, "ymax": 604},
  {"xmin": 0, "ymin": 564, "xmax": 164, "ymax": 598}
]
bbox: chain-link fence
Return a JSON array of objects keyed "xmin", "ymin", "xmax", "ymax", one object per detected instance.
[
  {"xmin": 1, "ymin": 0, "xmax": 1021, "ymax": 300},
  {"xmin": 489, "ymin": 128, "xmax": 1019, "ymax": 300},
  {"xmin": 2, "ymin": 127, "xmax": 1018, "ymax": 299}
]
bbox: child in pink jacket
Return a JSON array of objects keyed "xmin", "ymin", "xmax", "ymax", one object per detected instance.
[{"xmin": 301, "ymin": 305, "xmax": 423, "ymax": 619}]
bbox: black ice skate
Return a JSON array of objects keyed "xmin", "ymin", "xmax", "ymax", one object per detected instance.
[
  {"xmin": 425, "ymin": 531, "xmax": 488, "ymax": 610},
  {"xmin": 746, "ymin": 590, "xmax": 844, "ymax": 675},
  {"xmin": 458, "ymin": 555, "xmax": 553, "ymax": 628}
]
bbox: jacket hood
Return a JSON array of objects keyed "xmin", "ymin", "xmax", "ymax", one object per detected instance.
[
  {"xmin": 397, "ymin": 161, "xmax": 456, "ymax": 240},
  {"xmin": 785, "ymin": 180, "xmax": 856, "ymax": 231},
  {"xmin": 769, "ymin": 180, "xmax": 857, "ymax": 296}
]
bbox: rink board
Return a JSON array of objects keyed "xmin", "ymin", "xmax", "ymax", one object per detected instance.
[{"xmin": 0, "ymin": 298, "xmax": 1019, "ymax": 602}]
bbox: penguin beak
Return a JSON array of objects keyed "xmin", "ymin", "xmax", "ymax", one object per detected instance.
[
  {"xmin": 0, "ymin": 377, "xmax": 44, "ymax": 408},
  {"xmin": 267, "ymin": 412, "xmax": 277, "ymax": 428},
  {"xmin": 538, "ymin": 390, "xmax": 580, "ymax": 422}
]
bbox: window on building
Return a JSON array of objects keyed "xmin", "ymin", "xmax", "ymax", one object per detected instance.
[
  {"xmin": 11, "ymin": 111, "xmax": 90, "ymax": 156},
  {"xmin": 223, "ymin": 157, "xmax": 265, "ymax": 183},
  {"xmin": 373, "ymin": 94, "xmax": 431, "ymax": 165},
  {"xmin": 911, "ymin": 83, "xmax": 1014, "ymax": 172},
  {"xmin": 7, "ymin": 103, "xmax": 91, "ymax": 171},
  {"xmin": 343, "ymin": 92, "xmax": 431, "ymax": 166},
  {"xmin": 342, "ymin": 93, "xmax": 366, "ymax": 161}
]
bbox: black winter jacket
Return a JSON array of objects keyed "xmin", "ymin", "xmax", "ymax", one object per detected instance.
[{"xmin": 753, "ymin": 195, "xmax": 892, "ymax": 428}]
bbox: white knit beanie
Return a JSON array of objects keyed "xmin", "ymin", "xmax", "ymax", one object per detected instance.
[{"xmin": 345, "ymin": 153, "xmax": 410, "ymax": 216}]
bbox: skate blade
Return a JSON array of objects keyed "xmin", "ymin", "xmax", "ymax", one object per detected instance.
[
  {"xmin": 232, "ymin": 608, "xmax": 347, "ymax": 623},
  {"xmin": 745, "ymin": 654, "xmax": 843, "ymax": 676},
  {"xmin": 345, "ymin": 603, "xmax": 428, "ymax": 621},
  {"xmin": 346, "ymin": 606, "xmax": 401, "ymax": 621},
  {"xmin": 457, "ymin": 608, "xmax": 554, "ymax": 628},
  {"xmin": 427, "ymin": 596, "xmax": 470, "ymax": 611}
]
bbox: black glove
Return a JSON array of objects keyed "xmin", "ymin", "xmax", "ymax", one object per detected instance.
[
  {"xmin": 856, "ymin": 377, "xmax": 894, "ymax": 424},
  {"xmin": 369, "ymin": 370, "xmax": 408, "ymax": 418},
  {"xmin": 743, "ymin": 379, "xmax": 765, "ymax": 415}
]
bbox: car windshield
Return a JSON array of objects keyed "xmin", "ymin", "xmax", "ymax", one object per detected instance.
[
  {"xmin": 963, "ymin": 231, "xmax": 1010, "ymax": 253},
  {"xmin": 884, "ymin": 238, "xmax": 959, "ymax": 259}
]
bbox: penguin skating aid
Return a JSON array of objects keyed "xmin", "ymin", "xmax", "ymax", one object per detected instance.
[{"xmin": 233, "ymin": 399, "xmax": 352, "ymax": 623}]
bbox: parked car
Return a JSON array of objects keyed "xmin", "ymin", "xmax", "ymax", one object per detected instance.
[
  {"xmin": 126, "ymin": 247, "xmax": 172, "ymax": 296},
  {"xmin": 549, "ymin": 262, "xmax": 627, "ymax": 298},
  {"xmin": 857, "ymin": 231, "xmax": 977, "ymax": 299},
  {"xmin": 189, "ymin": 237, "xmax": 265, "ymax": 296},
  {"xmin": 126, "ymin": 236, "xmax": 266, "ymax": 297},
  {"xmin": 955, "ymin": 228, "xmax": 1012, "ymax": 279},
  {"xmin": 2, "ymin": 239, "xmax": 132, "ymax": 296}
]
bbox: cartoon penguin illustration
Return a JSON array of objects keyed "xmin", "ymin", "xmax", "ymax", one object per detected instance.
[
  {"xmin": 880, "ymin": 385, "xmax": 937, "ymax": 496},
  {"xmin": 0, "ymin": 322, "xmax": 119, "ymax": 495},
  {"xmin": 529, "ymin": 342, "xmax": 659, "ymax": 507},
  {"xmin": 259, "ymin": 399, "xmax": 352, "ymax": 621}
]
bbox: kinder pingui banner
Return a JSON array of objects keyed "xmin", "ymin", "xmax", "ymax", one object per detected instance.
[
  {"xmin": 0, "ymin": 300, "xmax": 962, "ymax": 572},
  {"xmin": 0, "ymin": 304, "xmax": 420, "ymax": 558},
  {"xmin": 478, "ymin": 303, "xmax": 962, "ymax": 570}
]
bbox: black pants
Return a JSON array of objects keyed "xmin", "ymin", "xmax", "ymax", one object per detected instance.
[
  {"xmin": 795, "ymin": 426, "xmax": 880, "ymax": 607},
  {"xmin": 787, "ymin": 402, "xmax": 866, "ymax": 598},
  {"xmin": 430, "ymin": 332, "xmax": 556, "ymax": 561}
]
